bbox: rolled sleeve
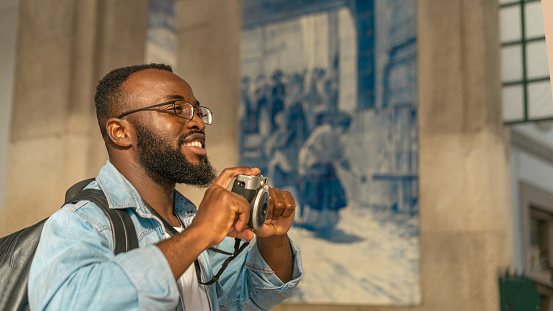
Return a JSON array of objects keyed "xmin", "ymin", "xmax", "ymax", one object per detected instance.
[
  {"xmin": 246, "ymin": 238, "xmax": 302, "ymax": 292},
  {"xmin": 215, "ymin": 236, "xmax": 303, "ymax": 311}
]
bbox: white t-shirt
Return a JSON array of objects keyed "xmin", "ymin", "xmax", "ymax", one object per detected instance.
[{"xmin": 165, "ymin": 227, "xmax": 211, "ymax": 311}]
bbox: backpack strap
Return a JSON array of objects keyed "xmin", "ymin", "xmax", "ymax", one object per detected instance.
[
  {"xmin": 64, "ymin": 179, "xmax": 139, "ymax": 254},
  {"xmin": 64, "ymin": 178, "xmax": 96, "ymax": 202}
]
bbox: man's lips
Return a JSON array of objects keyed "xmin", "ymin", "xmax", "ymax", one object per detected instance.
[{"xmin": 180, "ymin": 132, "xmax": 207, "ymax": 156}]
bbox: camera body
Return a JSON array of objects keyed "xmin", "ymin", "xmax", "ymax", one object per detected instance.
[{"xmin": 228, "ymin": 175, "xmax": 270, "ymax": 230}]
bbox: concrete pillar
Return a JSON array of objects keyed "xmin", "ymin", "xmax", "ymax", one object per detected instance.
[
  {"xmin": 1, "ymin": 0, "xmax": 149, "ymax": 236},
  {"xmin": 174, "ymin": 0, "xmax": 243, "ymax": 205},
  {"xmin": 0, "ymin": 0, "xmax": 19, "ymax": 229},
  {"xmin": 417, "ymin": 0, "xmax": 512, "ymax": 310},
  {"xmin": 86, "ymin": 0, "xmax": 151, "ymax": 175}
]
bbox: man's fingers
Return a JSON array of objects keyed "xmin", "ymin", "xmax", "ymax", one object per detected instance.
[
  {"xmin": 212, "ymin": 167, "xmax": 261, "ymax": 188},
  {"xmin": 233, "ymin": 204, "xmax": 250, "ymax": 231},
  {"xmin": 281, "ymin": 191, "xmax": 296, "ymax": 218},
  {"xmin": 269, "ymin": 187, "xmax": 289, "ymax": 219},
  {"xmin": 228, "ymin": 227, "xmax": 254, "ymax": 241}
]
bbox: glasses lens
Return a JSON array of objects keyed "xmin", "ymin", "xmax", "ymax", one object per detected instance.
[
  {"xmin": 172, "ymin": 101, "xmax": 194, "ymax": 119},
  {"xmin": 199, "ymin": 107, "xmax": 213, "ymax": 125},
  {"xmin": 172, "ymin": 101, "xmax": 212, "ymax": 125}
]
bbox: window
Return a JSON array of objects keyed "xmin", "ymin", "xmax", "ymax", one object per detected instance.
[
  {"xmin": 499, "ymin": 0, "xmax": 553, "ymax": 124},
  {"xmin": 521, "ymin": 182, "xmax": 553, "ymax": 310},
  {"xmin": 528, "ymin": 207, "xmax": 553, "ymax": 280}
]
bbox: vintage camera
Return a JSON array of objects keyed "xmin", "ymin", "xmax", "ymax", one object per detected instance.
[{"xmin": 227, "ymin": 175, "xmax": 270, "ymax": 230}]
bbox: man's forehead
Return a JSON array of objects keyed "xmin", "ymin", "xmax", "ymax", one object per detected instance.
[
  {"xmin": 124, "ymin": 69, "xmax": 196, "ymax": 102},
  {"xmin": 165, "ymin": 94, "xmax": 200, "ymax": 106}
]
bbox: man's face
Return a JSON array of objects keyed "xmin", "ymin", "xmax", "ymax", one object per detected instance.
[
  {"xmin": 122, "ymin": 69, "xmax": 217, "ymax": 187},
  {"xmin": 135, "ymin": 123, "xmax": 217, "ymax": 187}
]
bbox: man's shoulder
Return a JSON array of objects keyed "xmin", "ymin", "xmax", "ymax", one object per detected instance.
[
  {"xmin": 47, "ymin": 200, "xmax": 113, "ymax": 233},
  {"xmin": 33, "ymin": 200, "xmax": 117, "ymax": 265}
]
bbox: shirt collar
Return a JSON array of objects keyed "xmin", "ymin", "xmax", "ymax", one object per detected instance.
[{"xmin": 95, "ymin": 160, "xmax": 197, "ymax": 217}]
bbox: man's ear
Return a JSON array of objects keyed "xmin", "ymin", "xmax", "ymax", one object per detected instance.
[{"xmin": 106, "ymin": 118, "xmax": 134, "ymax": 147}]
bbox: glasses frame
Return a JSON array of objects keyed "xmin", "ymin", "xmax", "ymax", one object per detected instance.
[{"xmin": 117, "ymin": 100, "xmax": 212, "ymax": 125}]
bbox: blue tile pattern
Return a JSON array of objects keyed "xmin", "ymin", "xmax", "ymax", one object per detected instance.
[{"xmin": 238, "ymin": 0, "xmax": 420, "ymax": 305}]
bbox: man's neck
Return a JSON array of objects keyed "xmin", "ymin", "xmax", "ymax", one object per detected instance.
[{"xmin": 114, "ymin": 160, "xmax": 180, "ymax": 227}]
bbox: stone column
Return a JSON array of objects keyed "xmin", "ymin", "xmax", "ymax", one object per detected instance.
[
  {"xmin": 86, "ymin": 0, "xmax": 151, "ymax": 175},
  {"xmin": 0, "ymin": 0, "xmax": 19, "ymax": 230},
  {"xmin": 416, "ymin": 0, "xmax": 512, "ymax": 310},
  {"xmin": 174, "ymin": 0, "xmax": 243, "ymax": 205},
  {"xmin": 1, "ymin": 0, "xmax": 149, "ymax": 236}
]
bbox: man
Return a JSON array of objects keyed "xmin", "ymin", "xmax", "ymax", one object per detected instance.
[{"xmin": 28, "ymin": 64, "xmax": 302, "ymax": 310}]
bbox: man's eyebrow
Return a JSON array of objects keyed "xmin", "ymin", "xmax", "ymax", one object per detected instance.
[
  {"xmin": 166, "ymin": 95, "xmax": 185, "ymax": 101},
  {"xmin": 166, "ymin": 95, "xmax": 200, "ymax": 106}
]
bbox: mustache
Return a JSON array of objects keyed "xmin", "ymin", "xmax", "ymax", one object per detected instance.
[{"xmin": 178, "ymin": 130, "xmax": 205, "ymax": 146}]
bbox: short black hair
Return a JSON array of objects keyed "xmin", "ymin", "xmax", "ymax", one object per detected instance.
[{"xmin": 94, "ymin": 63, "xmax": 173, "ymax": 138}]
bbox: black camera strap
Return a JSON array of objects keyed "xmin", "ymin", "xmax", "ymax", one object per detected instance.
[
  {"xmin": 200, "ymin": 238, "xmax": 250, "ymax": 285},
  {"xmin": 142, "ymin": 200, "xmax": 182, "ymax": 236},
  {"xmin": 142, "ymin": 200, "xmax": 249, "ymax": 286}
]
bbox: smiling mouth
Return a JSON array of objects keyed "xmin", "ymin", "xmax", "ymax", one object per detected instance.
[
  {"xmin": 182, "ymin": 139, "xmax": 207, "ymax": 156},
  {"xmin": 179, "ymin": 131, "xmax": 206, "ymax": 148},
  {"xmin": 183, "ymin": 140, "xmax": 203, "ymax": 148}
]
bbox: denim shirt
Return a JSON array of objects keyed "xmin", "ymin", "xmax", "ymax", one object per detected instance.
[{"xmin": 28, "ymin": 161, "xmax": 302, "ymax": 311}]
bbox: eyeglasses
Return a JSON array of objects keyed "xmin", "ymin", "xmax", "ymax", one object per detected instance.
[{"xmin": 117, "ymin": 100, "xmax": 213, "ymax": 125}]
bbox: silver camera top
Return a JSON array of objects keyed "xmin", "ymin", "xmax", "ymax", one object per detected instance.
[{"xmin": 229, "ymin": 175, "xmax": 268, "ymax": 190}]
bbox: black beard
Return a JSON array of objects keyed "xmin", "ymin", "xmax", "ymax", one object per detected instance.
[{"xmin": 135, "ymin": 124, "xmax": 217, "ymax": 188}]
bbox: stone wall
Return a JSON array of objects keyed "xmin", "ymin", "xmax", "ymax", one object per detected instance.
[{"xmin": 1, "ymin": 0, "xmax": 149, "ymax": 235}]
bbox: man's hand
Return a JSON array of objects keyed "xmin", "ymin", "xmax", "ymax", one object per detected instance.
[
  {"xmin": 158, "ymin": 167, "xmax": 260, "ymax": 280},
  {"xmin": 193, "ymin": 169, "xmax": 297, "ymax": 283},
  {"xmin": 189, "ymin": 167, "xmax": 261, "ymax": 248},
  {"xmin": 255, "ymin": 187, "xmax": 296, "ymax": 238},
  {"xmin": 254, "ymin": 187, "xmax": 296, "ymax": 283}
]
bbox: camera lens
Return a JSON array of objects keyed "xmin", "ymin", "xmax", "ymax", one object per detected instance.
[{"xmin": 256, "ymin": 191, "xmax": 270, "ymax": 229}]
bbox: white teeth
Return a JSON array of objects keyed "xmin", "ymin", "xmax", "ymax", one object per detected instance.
[{"xmin": 184, "ymin": 141, "xmax": 203, "ymax": 148}]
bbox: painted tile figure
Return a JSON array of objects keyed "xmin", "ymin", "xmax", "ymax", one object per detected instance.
[{"xmin": 298, "ymin": 110, "xmax": 366, "ymax": 237}]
